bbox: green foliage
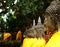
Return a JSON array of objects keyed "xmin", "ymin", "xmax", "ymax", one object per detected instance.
[
  {"xmin": 0, "ymin": 0, "xmax": 52, "ymax": 32},
  {"xmin": 12, "ymin": 0, "xmax": 48, "ymax": 16}
]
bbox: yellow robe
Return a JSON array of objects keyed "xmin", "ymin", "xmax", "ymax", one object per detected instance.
[
  {"xmin": 16, "ymin": 31, "xmax": 22, "ymax": 40},
  {"xmin": 3, "ymin": 33, "xmax": 11, "ymax": 40},
  {"xmin": 45, "ymin": 31, "xmax": 60, "ymax": 47},
  {"xmin": 22, "ymin": 38, "xmax": 46, "ymax": 47}
]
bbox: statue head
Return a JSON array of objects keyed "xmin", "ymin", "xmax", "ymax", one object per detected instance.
[
  {"xmin": 23, "ymin": 17, "xmax": 45, "ymax": 38},
  {"xmin": 44, "ymin": 0, "xmax": 60, "ymax": 32}
]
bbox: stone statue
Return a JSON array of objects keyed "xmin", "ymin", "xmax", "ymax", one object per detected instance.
[
  {"xmin": 44, "ymin": 0, "xmax": 60, "ymax": 41},
  {"xmin": 45, "ymin": 0, "xmax": 60, "ymax": 30},
  {"xmin": 23, "ymin": 17, "xmax": 45, "ymax": 38}
]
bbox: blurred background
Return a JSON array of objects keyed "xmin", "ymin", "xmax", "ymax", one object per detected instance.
[
  {"xmin": 0, "ymin": 0, "xmax": 53, "ymax": 47},
  {"xmin": 0, "ymin": 0, "xmax": 53, "ymax": 32}
]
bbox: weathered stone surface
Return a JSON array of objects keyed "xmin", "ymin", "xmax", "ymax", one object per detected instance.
[{"xmin": 23, "ymin": 17, "xmax": 45, "ymax": 38}]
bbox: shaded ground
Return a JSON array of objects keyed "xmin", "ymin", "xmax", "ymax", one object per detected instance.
[{"xmin": 0, "ymin": 40, "xmax": 21, "ymax": 47}]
